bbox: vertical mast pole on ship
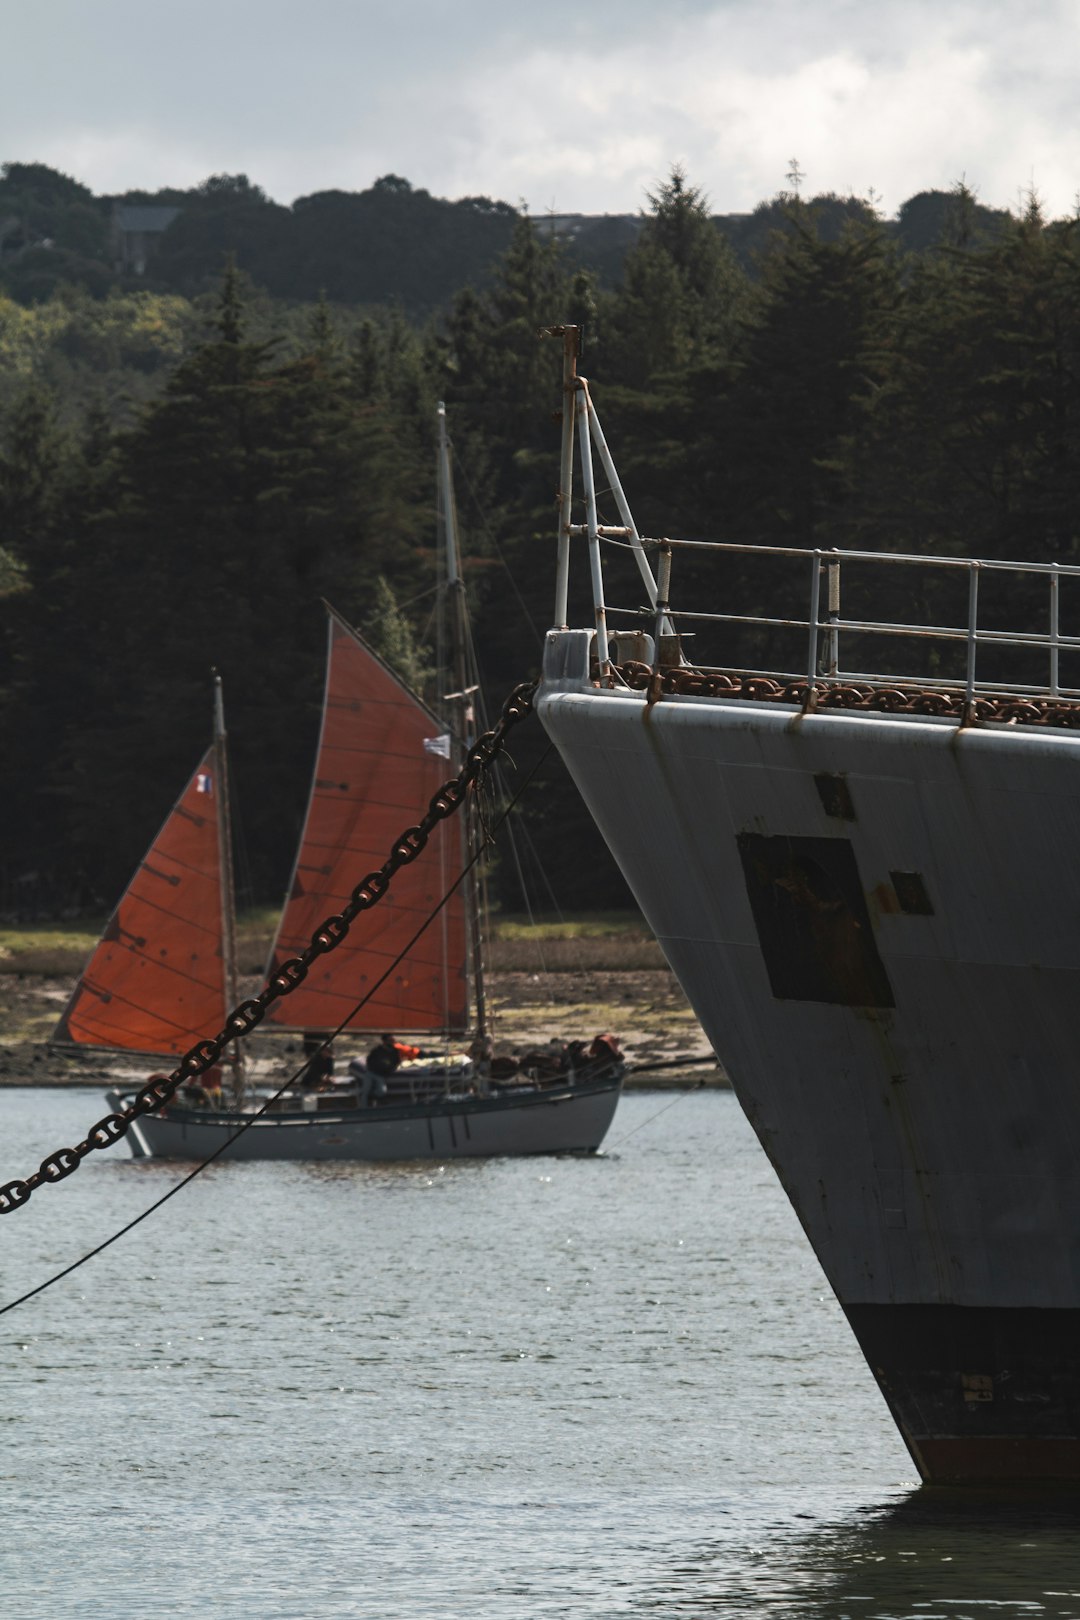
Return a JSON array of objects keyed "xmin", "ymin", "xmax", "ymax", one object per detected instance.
[
  {"xmin": 543, "ymin": 324, "xmax": 612, "ymax": 672},
  {"xmin": 554, "ymin": 325, "xmax": 579, "ymax": 630},
  {"xmin": 212, "ymin": 673, "xmax": 244, "ymax": 1105},
  {"xmin": 436, "ymin": 402, "xmax": 488, "ymax": 1049}
]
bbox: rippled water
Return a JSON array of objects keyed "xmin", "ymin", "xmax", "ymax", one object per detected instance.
[{"xmin": 2, "ymin": 1088, "xmax": 1079, "ymax": 1617}]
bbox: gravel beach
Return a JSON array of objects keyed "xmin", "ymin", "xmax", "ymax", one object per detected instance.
[{"xmin": 0, "ymin": 966, "xmax": 723, "ymax": 1089}]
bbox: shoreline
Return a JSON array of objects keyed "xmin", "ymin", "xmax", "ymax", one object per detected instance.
[{"xmin": 0, "ymin": 968, "xmax": 727, "ymax": 1091}]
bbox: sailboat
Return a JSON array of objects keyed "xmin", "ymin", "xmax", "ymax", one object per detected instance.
[
  {"xmin": 60, "ymin": 406, "xmax": 623, "ymax": 1160},
  {"xmin": 54, "ymin": 675, "xmax": 242, "ymax": 1091}
]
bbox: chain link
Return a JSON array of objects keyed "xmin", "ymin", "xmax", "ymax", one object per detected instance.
[
  {"xmin": 0, "ymin": 679, "xmax": 537, "ymax": 1214},
  {"xmin": 618, "ymin": 660, "xmax": 1080, "ymax": 727}
]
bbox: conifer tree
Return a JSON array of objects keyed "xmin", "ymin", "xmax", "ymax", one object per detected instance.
[
  {"xmin": 364, "ymin": 575, "xmax": 433, "ymax": 693},
  {"xmin": 604, "ymin": 166, "xmax": 754, "ymax": 387},
  {"xmin": 718, "ymin": 201, "xmax": 900, "ymax": 550},
  {"xmin": 17, "ymin": 269, "xmax": 431, "ymax": 896},
  {"xmin": 858, "ymin": 195, "xmax": 1080, "ymax": 564}
]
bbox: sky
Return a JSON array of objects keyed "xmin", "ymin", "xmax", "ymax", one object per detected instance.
[{"xmin": 9, "ymin": 0, "xmax": 1080, "ymax": 220}]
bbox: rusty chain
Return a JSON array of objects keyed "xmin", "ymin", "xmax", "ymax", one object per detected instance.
[
  {"xmin": 616, "ymin": 661, "xmax": 1080, "ymax": 728},
  {"xmin": 0, "ymin": 679, "xmax": 538, "ymax": 1215}
]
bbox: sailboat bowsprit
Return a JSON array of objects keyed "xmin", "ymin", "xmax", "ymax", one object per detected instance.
[{"xmin": 60, "ymin": 406, "xmax": 623, "ymax": 1161}]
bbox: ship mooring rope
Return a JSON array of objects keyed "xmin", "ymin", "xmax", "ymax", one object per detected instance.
[
  {"xmin": 604, "ymin": 1078, "xmax": 709, "ymax": 1152},
  {"xmin": 0, "ymin": 679, "xmax": 538, "ymax": 1217}
]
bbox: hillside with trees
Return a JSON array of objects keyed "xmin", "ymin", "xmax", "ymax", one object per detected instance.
[
  {"xmin": 2, "ymin": 162, "xmax": 1078, "ymax": 919},
  {"xmin": 0, "ymin": 160, "xmax": 1010, "ymax": 315}
]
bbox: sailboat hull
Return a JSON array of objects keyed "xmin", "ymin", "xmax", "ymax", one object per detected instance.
[{"xmin": 106, "ymin": 1077, "xmax": 623, "ymax": 1162}]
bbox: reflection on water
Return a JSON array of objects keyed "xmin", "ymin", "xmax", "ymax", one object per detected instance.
[
  {"xmin": 3, "ymin": 1088, "xmax": 1080, "ymax": 1617},
  {"xmin": 640, "ymin": 1489, "xmax": 1080, "ymax": 1616}
]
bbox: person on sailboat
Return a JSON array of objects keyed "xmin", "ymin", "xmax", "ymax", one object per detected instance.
[
  {"xmin": 298, "ymin": 1043, "xmax": 334, "ymax": 1089},
  {"xmin": 366, "ymin": 1034, "xmax": 425, "ymax": 1078}
]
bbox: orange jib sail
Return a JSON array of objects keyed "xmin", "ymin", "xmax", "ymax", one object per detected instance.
[
  {"xmin": 55, "ymin": 749, "xmax": 226, "ymax": 1056},
  {"xmin": 264, "ymin": 610, "xmax": 468, "ymax": 1035}
]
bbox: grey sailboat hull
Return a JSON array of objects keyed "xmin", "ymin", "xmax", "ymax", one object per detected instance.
[{"xmin": 107, "ymin": 1077, "xmax": 622, "ymax": 1162}]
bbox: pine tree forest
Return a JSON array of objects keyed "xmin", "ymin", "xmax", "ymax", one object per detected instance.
[{"xmin": 4, "ymin": 167, "xmax": 1080, "ymax": 918}]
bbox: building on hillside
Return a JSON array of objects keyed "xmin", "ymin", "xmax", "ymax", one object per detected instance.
[{"xmin": 111, "ymin": 203, "xmax": 180, "ymax": 274}]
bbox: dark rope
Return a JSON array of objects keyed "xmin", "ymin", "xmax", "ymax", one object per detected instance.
[{"xmin": 604, "ymin": 1079, "xmax": 708, "ymax": 1153}]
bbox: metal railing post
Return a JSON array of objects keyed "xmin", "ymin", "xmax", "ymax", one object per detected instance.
[
  {"xmin": 806, "ymin": 553, "xmax": 822, "ymax": 697},
  {"xmin": 826, "ymin": 551, "xmax": 841, "ymax": 677},
  {"xmin": 648, "ymin": 542, "xmax": 673, "ymax": 705},
  {"xmin": 1050, "ymin": 565, "xmax": 1061, "ymax": 697},
  {"xmin": 964, "ymin": 562, "xmax": 981, "ymax": 713},
  {"xmin": 806, "ymin": 554, "xmax": 822, "ymax": 712}
]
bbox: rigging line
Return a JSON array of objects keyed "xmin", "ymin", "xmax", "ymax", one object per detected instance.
[
  {"xmin": 498, "ymin": 795, "xmax": 548, "ymax": 976},
  {"xmin": 603, "ymin": 1079, "xmax": 708, "ymax": 1153},
  {"xmin": 599, "ymin": 533, "xmax": 662, "ymax": 553},
  {"xmin": 0, "ymin": 745, "xmax": 554, "ymax": 1320},
  {"xmin": 488, "ymin": 760, "xmax": 591, "ymax": 980},
  {"xmin": 448, "ymin": 442, "xmax": 544, "ymax": 649},
  {"xmin": 419, "ymin": 600, "xmax": 439, "ymax": 655},
  {"xmin": 357, "ymin": 582, "xmax": 441, "ymax": 623}
]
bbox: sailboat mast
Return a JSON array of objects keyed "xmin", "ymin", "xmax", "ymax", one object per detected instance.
[
  {"xmin": 212, "ymin": 674, "xmax": 243, "ymax": 1099},
  {"xmin": 437, "ymin": 402, "xmax": 488, "ymax": 1044}
]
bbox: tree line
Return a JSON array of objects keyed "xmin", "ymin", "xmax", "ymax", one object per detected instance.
[
  {"xmin": 1, "ymin": 159, "xmax": 1009, "ymax": 312},
  {"xmin": 3, "ymin": 170, "xmax": 1080, "ymax": 919}
]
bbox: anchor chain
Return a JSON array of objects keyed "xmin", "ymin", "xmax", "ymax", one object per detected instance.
[
  {"xmin": 0, "ymin": 679, "xmax": 538, "ymax": 1214},
  {"xmin": 615, "ymin": 662, "xmax": 1080, "ymax": 728}
]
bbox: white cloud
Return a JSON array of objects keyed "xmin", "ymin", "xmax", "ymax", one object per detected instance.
[
  {"xmin": 8, "ymin": 0, "xmax": 1080, "ymax": 218},
  {"xmin": 432, "ymin": 3, "xmax": 1080, "ymax": 217}
]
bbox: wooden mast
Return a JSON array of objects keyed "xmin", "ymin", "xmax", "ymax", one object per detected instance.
[
  {"xmin": 212, "ymin": 673, "xmax": 244, "ymax": 1101},
  {"xmin": 436, "ymin": 401, "xmax": 488, "ymax": 1046}
]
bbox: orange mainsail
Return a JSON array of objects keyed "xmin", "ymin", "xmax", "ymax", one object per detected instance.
[
  {"xmin": 263, "ymin": 609, "xmax": 469, "ymax": 1035},
  {"xmin": 55, "ymin": 748, "xmax": 226, "ymax": 1056}
]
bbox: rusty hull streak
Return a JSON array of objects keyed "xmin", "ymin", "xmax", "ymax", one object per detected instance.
[{"xmin": 872, "ymin": 881, "xmax": 901, "ymax": 916}]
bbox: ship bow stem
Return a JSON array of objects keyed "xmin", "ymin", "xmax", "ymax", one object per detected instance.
[{"xmin": 538, "ymin": 635, "xmax": 1080, "ymax": 1485}]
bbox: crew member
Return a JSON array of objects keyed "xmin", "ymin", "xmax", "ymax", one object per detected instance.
[
  {"xmin": 366, "ymin": 1033, "xmax": 425, "ymax": 1078},
  {"xmin": 299, "ymin": 1043, "xmax": 334, "ymax": 1089}
]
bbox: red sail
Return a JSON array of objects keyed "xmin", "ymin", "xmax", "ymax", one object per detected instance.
[
  {"xmin": 54, "ymin": 749, "xmax": 226, "ymax": 1056},
  {"xmin": 264, "ymin": 611, "xmax": 469, "ymax": 1035}
]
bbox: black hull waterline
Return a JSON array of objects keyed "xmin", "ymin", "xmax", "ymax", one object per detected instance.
[
  {"xmin": 106, "ymin": 1077, "xmax": 623, "ymax": 1162},
  {"xmin": 848, "ymin": 1304, "xmax": 1080, "ymax": 1484}
]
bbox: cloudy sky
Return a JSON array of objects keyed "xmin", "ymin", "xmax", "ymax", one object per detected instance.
[{"xmin": 10, "ymin": 0, "xmax": 1080, "ymax": 219}]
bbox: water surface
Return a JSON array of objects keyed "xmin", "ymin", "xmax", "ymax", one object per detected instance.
[{"xmin": 1, "ymin": 1089, "xmax": 1077, "ymax": 1616}]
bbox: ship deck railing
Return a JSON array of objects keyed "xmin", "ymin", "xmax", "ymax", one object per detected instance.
[
  {"xmin": 558, "ymin": 371, "xmax": 1080, "ymax": 708},
  {"xmin": 587, "ymin": 534, "xmax": 1080, "ymax": 706}
]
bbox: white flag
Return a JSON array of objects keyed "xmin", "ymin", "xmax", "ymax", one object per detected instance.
[{"xmin": 423, "ymin": 734, "xmax": 451, "ymax": 759}]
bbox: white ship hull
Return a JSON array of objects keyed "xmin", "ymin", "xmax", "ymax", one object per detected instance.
[
  {"xmin": 107, "ymin": 1077, "xmax": 622, "ymax": 1163},
  {"xmin": 539, "ymin": 648, "xmax": 1080, "ymax": 1482}
]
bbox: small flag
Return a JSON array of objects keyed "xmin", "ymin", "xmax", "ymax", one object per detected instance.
[
  {"xmin": 423, "ymin": 735, "xmax": 451, "ymax": 759},
  {"xmin": 196, "ymin": 772, "xmax": 213, "ymax": 794}
]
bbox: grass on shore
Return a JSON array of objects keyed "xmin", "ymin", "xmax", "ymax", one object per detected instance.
[{"xmin": 0, "ymin": 910, "xmax": 665, "ymax": 977}]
